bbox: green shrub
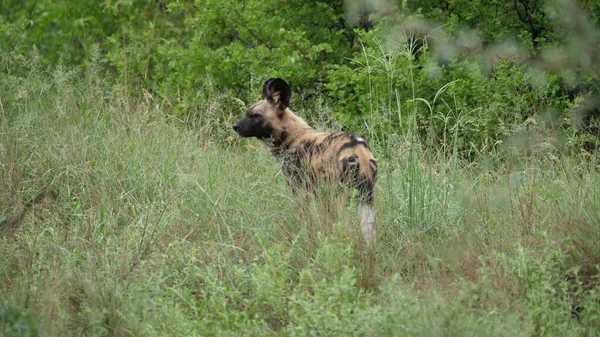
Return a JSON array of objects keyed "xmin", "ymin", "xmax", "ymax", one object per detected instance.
[{"xmin": 0, "ymin": 305, "xmax": 39, "ymax": 337}]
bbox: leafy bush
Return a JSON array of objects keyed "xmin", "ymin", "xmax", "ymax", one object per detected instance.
[
  {"xmin": 1, "ymin": 0, "xmax": 599, "ymax": 156},
  {"xmin": 160, "ymin": 0, "xmax": 351, "ymax": 94},
  {"xmin": 325, "ymin": 19, "xmax": 571, "ymax": 158}
]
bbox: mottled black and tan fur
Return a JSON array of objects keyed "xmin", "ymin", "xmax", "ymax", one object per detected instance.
[{"xmin": 233, "ymin": 78, "xmax": 377, "ymax": 244}]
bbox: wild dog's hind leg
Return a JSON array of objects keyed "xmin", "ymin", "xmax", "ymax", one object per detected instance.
[{"xmin": 342, "ymin": 156, "xmax": 377, "ymax": 246}]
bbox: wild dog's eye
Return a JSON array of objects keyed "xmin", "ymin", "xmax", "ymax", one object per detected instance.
[{"xmin": 249, "ymin": 114, "xmax": 262, "ymax": 119}]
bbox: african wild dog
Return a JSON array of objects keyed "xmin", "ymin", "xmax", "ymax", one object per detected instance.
[{"xmin": 232, "ymin": 78, "xmax": 378, "ymax": 245}]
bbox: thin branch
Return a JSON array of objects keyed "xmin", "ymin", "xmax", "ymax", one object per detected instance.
[{"xmin": 228, "ymin": 2, "xmax": 272, "ymax": 49}]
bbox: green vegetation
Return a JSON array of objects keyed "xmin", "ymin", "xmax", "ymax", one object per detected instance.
[
  {"xmin": 1, "ymin": 0, "xmax": 600, "ymax": 336},
  {"xmin": 1, "ymin": 0, "xmax": 599, "ymax": 157},
  {"xmin": 1, "ymin": 49, "xmax": 599, "ymax": 337}
]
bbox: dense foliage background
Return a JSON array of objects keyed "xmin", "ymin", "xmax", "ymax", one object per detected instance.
[{"xmin": 1, "ymin": 0, "xmax": 599, "ymax": 158}]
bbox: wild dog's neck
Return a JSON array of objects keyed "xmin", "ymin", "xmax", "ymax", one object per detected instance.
[
  {"xmin": 265, "ymin": 108, "xmax": 313, "ymax": 156},
  {"xmin": 280, "ymin": 109, "xmax": 313, "ymax": 139}
]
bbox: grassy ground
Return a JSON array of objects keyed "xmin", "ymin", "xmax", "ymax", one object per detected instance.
[{"xmin": 1, "ymin": 66, "xmax": 599, "ymax": 336}]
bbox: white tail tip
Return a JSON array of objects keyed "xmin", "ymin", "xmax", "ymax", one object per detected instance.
[{"xmin": 358, "ymin": 204, "xmax": 376, "ymax": 246}]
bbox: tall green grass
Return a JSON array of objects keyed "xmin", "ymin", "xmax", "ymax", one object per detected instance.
[{"xmin": 1, "ymin": 59, "xmax": 599, "ymax": 336}]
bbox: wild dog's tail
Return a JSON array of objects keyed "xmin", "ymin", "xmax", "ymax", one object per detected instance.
[{"xmin": 341, "ymin": 154, "xmax": 378, "ymax": 245}]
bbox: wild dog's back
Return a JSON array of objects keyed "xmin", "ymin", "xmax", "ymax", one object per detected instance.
[{"xmin": 286, "ymin": 131, "xmax": 377, "ymax": 196}]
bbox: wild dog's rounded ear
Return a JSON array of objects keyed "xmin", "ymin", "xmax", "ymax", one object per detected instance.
[{"xmin": 262, "ymin": 78, "xmax": 291, "ymax": 109}]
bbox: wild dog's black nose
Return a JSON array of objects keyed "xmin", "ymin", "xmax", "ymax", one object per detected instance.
[{"xmin": 232, "ymin": 122, "xmax": 240, "ymax": 132}]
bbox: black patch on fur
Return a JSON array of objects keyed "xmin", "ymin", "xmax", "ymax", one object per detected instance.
[
  {"xmin": 269, "ymin": 130, "xmax": 292, "ymax": 157},
  {"xmin": 341, "ymin": 155, "xmax": 360, "ymax": 179},
  {"xmin": 301, "ymin": 137, "xmax": 335, "ymax": 159},
  {"xmin": 369, "ymin": 159, "xmax": 378, "ymax": 180},
  {"xmin": 339, "ymin": 154, "xmax": 376, "ymax": 204},
  {"xmin": 277, "ymin": 131, "xmax": 289, "ymax": 146},
  {"xmin": 358, "ymin": 177, "xmax": 375, "ymax": 204},
  {"xmin": 300, "ymin": 139, "xmax": 319, "ymax": 157},
  {"xmin": 337, "ymin": 138, "xmax": 369, "ymax": 156},
  {"xmin": 283, "ymin": 149, "xmax": 310, "ymax": 190},
  {"xmin": 323, "ymin": 132, "xmax": 347, "ymax": 144}
]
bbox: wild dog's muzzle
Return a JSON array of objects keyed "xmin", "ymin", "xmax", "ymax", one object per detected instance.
[
  {"xmin": 232, "ymin": 121, "xmax": 242, "ymax": 134},
  {"xmin": 232, "ymin": 119, "xmax": 250, "ymax": 137},
  {"xmin": 232, "ymin": 116, "xmax": 273, "ymax": 139}
]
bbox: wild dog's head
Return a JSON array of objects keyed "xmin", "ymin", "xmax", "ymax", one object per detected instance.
[{"xmin": 232, "ymin": 78, "xmax": 292, "ymax": 139}]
